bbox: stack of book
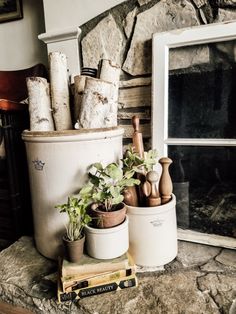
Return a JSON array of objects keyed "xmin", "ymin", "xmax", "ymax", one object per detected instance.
[{"xmin": 57, "ymin": 253, "xmax": 137, "ymax": 302}]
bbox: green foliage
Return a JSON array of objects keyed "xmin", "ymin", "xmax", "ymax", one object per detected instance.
[
  {"xmin": 122, "ymin": 146, "xmax": 158, "ymax": 177},
  {"xmin": 55, "ymin": 196, "xmax": 92, "ymax": 241},
  {"xmin": 82, "ymin": 162, "xmax": 140, "ymax": 211}
]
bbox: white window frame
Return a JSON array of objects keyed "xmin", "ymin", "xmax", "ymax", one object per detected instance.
[{"xmin": 152, "ymin": 21, "xmax": 236, "ymax": 249}]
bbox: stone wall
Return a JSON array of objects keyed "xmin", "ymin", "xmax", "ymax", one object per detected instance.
[{"xmin": 79, "ymin": 0, "xmax": 236, "ymax": 148}]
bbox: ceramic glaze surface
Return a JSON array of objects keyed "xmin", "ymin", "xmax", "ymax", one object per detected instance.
[
  {"xmin": 127, "ymin": 194, "xmax": 177, "ymax": 267},
  {"xmin": 84, "ymin": 216, "xmax": 129, "ymax": 259},
  {"xmin": 22, "ymin": 127, "xmax": 124, "ymax": 259}
]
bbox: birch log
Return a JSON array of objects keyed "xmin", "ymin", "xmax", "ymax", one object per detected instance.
[
  {"xmin": 98, "ymin": 59, "xmax": 120, "ymax": 127},
  {"xmin": 73, "ymin": 75, "xmax": 86, "ymax": 122},
  {"xmin": 78, "ymin": 77, "xmax": 114, "ymax": 129},
  {"xmin": 49, "ymin": 52, "xmax": 72, "ymax": 130},
  {"xmin": 26, "ymin": 77, "xmax": 54, "ymax": 131}
]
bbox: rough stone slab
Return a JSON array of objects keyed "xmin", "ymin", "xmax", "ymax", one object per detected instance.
[
  {"xmin": 215, "ymin": 249, "xmax": 236, "ymax": 268},
  {"xmin": 137, "ymin": 0, "xmax": 153, "ymax": 6},
  {"xmin": 119, "ymin": 123, "xmax": 151, "ymax": 138},
  {"xmin": 119, "ymin": 77, "xmax": 151, "ymax": 88},
  {"xmin": 81, "ymin": 14, "xmax": 125, "ymax": 68},
  {"xmin": 216, "ymin": 0, "xmax": 236, "ymax": 7},
  {"xmin": 169, "ymin": 45, "xmax": 210, "ymax": 71},
  {"xmin": 0, "ymin": 237, "xmax": 236, "ymax": 313},
  {"xmin": 122, "ymin": 0, "xmax": 200, "ymax": 76},
  {"xmin": 192, "ymin": 0, "xmax": 207, "ymax": 8},
  {"xmin": 177, "ymin": 241, "xmax": 221, "ymax": 267},
  {"xmin": 198, "ymin": 273, "xmax": 236, "ymax": 313},
  {"xmin": 118, "ymin": 108, "xmax": 151, "ymax": 120},
  {"xmin": 200, "ymin": 259, "xmax": 234, "ymax": 273},
  {"xmin": 215, "ymin": 8, "xmax": 236, "ymax": 21},
  {"xmin": 118, "ymin": 84, "xmax": 151, "ymax": 109},
  {"xmin": 123, "ymin": 7, "xmax": 138, "ymax": 38},
  {"xmin": 80, "ymin": 271, "xmax": 219, "ymax": 314}
]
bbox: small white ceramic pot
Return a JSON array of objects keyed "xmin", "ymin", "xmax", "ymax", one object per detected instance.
[
  {"xmin": 84, "ymin": 215, "xmax": 129, "ymax": 259},
  {"xmin": 126, "ymin": 194, "xmax": 177, "ymax": 267}
]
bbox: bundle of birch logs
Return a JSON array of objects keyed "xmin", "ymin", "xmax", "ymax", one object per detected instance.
[
  {"xmin": 26, "ymin": 52, "xmax": 120, "ymax": 131},
  {"xmin": 124, "ymin": 116, "xmax": 173, "ymax": 207}
]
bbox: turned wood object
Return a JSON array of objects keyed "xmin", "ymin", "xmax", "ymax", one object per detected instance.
[
  {"xmin": 26, "ymin": 77, "xmax": 54, "ymax": 131},
  {"xmin": 159, "ymin": 157, "xmax": 173, "ymax": 204},
  {"xmin": 49, "ymin": 52, "xmax": 72, "ymax": 130},
  {"xmin": 146, "ymin": 171, "xmax": 161, "ymax": 206},
  {"xmin": 123, "ymin": 186, "xmax": 138, "ymax": 207},
  {"xmin": 132, "ymin": 116, "xmax": 144, "ymax": 158}
]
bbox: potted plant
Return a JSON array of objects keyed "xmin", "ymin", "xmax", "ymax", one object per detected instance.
[
  {"xmin": 80, "ymin": 162, "xmax": 140, "ymax": 228},
  {"xmin": 79, "ymin": 162, "xmax": 140, "ymax": 259},
  {"xmin": 122, "ymin": 146, "xmax": 158, "ymax": 206},
  {"xmin": 56, "ymin": 196, "xmax": 91, "ymax": 263},
  {"xmin": 122, "ymin": 147, "xmax": 178, "ymax": 268}
]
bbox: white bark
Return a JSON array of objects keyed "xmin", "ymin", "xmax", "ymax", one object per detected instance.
[
  {"xmin": 49, "ymin": 52, "xmax": 72, "ymax": 130},
  {"xmin": 26, "ymin": 77, "xmax": 54, "ymax": 131},
  {"xmin": 73, "ymin": 75, "xmax": 87, "ymax": 122},
  {"xmin": 98, "ymin": 59, "xmax": 121, "ymax": 127},
  {"xmin": 78, "ymin": 77, "xmax": 115, "ymax": 128}
]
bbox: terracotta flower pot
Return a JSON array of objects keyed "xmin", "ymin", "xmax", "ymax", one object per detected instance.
[
  {"xmin": 90, "ymin": 203, "xmax": 127, "ymax": 228},
  {"xmin": 63, "ymin": 234, "xmax": 85, "ymax": 263}
]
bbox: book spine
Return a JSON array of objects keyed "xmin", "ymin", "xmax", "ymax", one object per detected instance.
[
  {"xmin": 63, "ymin": 267, "xmax": 136, "ymax": 292},
  {"xmin": 58, "ymin": 275, "xmax": 138, "ymax": 302}
]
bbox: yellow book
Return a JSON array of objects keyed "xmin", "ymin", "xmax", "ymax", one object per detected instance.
[
  {"xmin": 57, "ymin": 274, "xmax": 138, "ymax": 302},
  {"xmin": 62, "ymin": 265, "xmax": 136, "ymax": 292},
  {"xmin": 60, "ymin": 252, "xmax": 131, "ymax": 278}
]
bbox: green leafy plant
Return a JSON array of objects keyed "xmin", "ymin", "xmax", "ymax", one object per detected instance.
[
  {"xmin": 55, "ymin": 196, "xmax": 92, "ymax": 241},
  {"xmin": 79, "ymin": 162, "xmax": 140, "ymax": 212},
  {"xmin": 122, "ymin": 146, "xmax": 158, "ymax": 178}
]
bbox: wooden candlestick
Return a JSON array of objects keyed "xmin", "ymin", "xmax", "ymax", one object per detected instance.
[
  {"xmin": 132, "ymin": 116, "xmax": 144, "ymax": 158},
  {"xmin": 159, "ymin": 157, "xmax": 173, "ymax": 204},
  {"xmin": 146, "ymin": 171, "xmax": 161, "ymax": 207}
]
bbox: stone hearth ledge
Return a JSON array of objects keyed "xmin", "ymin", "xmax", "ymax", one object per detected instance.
[{"xmin": 0, "ymin": 237, "xmax": 235, "ymax": 314}]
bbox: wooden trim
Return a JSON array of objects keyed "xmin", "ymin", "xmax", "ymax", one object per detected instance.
[{"xmin": 178, "ymin": 228, "xmax": 236, "ymax": 249}]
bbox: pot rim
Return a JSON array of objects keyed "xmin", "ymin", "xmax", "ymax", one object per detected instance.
[
  {"xmin": 126, "ymin": 194, "xmax": 176, "ymax": 215},
  {"xmin": 92, "ymin": 202, "xmax": 126, "ymax": 215},
  {"xmin": 84, "ymin": 215, "xmax": 129, "ymax": 234},
  {"xmin": 62, "ymin": 233, "xmax": 85, "ymax": 243},
  {"xmin": 22, "ymin": 127, "xmax": 124, "ymax": 143}
]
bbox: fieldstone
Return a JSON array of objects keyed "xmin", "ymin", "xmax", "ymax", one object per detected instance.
[
  {"xmin": 192, "ymin": 0, "xmax": 207, "ymax": 8},
  {"xmin": 122, "ymin": 0, "xmax": 200, "ymax": 76},
  {"xmin": 81, "ymin": 14, "xmax": 125, "ymax": 69},
  {"xmin": 0, "ymin": 237, "xmax": 235, "ymax": 313},
  {"xmin": 137, "ymin": 0, "xmax": 153, "ymax": 6},
  {"xmin": 215, "ymin": 8, "xmax": 236, "ymax": 21},
  {"xmin": 200, "ymin": 259, "xmax": 233, "ymax": 273},
  {"xmin": 216, "ymin": 0, "xmax": 236, "ymax": 7},
  {"xmin": 198, "ymin": 273, "xmax": 236, "ymax": 313},
  {"xmin": 169, "ymin": 45, "xmax": 210, "ymax": 71},
  {"xmin": 80, "ymin": 271, "xmax": 219, "ymax": 313},
  {"xmin": 177, "ymin": 241, "xmax": 221, "ymax": 267},
  {"xmin": 215, "ymin": 249, "xmax": 236, "ymax": 268},
  {"xmin": 123, "ymin": 7, "xmax": 138, "ymax": 38}
]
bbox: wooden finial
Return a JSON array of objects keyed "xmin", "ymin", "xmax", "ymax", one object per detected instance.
[
  {"xmin": 131, "ymin": 115, "xmax": 144, "ymax": 158},
  {"xmin": 159, "ymin": 157, "xmax": 173, "ymax": 204},
  {"xmin": 146, "ymin": 171, "xmax": 161, "ymax": 207},
  {"xmin": 132, "ymin": 115, "xmax": 140, "ymax": 132}
]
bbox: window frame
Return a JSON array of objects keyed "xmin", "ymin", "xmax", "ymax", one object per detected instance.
[{"xmin": 152, "ymin": 21, "xmax": 236, "ymax": 249}]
